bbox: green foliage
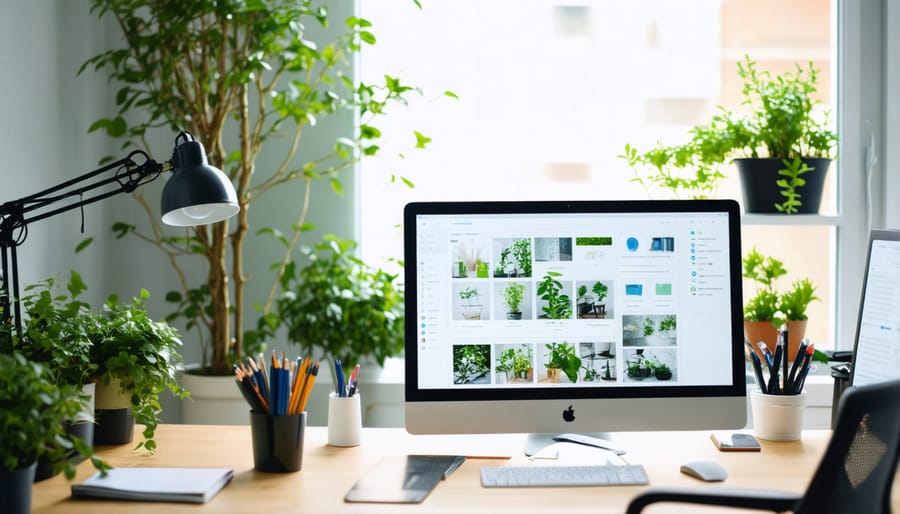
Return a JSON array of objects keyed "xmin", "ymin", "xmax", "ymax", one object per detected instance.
[
  {"xmin": 90, "ymin": 291, "xmax": 188, "ymax": 452},
  {"xmin": 1, "ymin": 271, "xmax": 97, "ymax": 388},
  {"xmin": 743, "ymin": 247, "xmax": 819, "ymax": 325},
  {"xmin": 658, "ymin": 315, "xmax": 676, "ymax": 333},
  {"xmin": 453, "ymin": 345, "xmax": 489, "ymax": 384},
  {"xmin": 774, "ymin": 157, "xmax": 815, "ymax": 214},
  {"xmin": 511, "ymin": 239, "xmax": 532, "ymax": 277},
  {"xmin": 498, "ymin": 345, "xmax": 532, "ymax": 376},
  {"xmin": 0, "ymin": 352, "xmax": 108, "ymax": 477},
  {"xmin": 622, "ymin": 55, "xmax": 837, "ymax": 204},
  {"xmin": 83, "ymin": 0, "xmax": 432, "ymax": 375},
  {"xmin": 642, "ymin": 317, "xmax": 655, "ymax": 336},
  {"xmin": 263, "ymin": 236, "xmax": 404, "ymax": 373},
  {"xmin": 502, "ymin": 283, "xmax": 525, "ymax": 313},
  {"xmin": 537, "ymin": 271, "xmax": 572, "ymax": 320},
  {"xmin": 544, "ymin": 342, "xmax": 581, "ymax": 383},
  {"xmin": 575, "ymin": 237, "xmax": 612, "ymax": 246},
  {"xmin": 458, "ymin": 286, "xmax": 480, "ymax": 303}
]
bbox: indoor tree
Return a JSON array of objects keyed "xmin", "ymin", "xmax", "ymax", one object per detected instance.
[{"xmin": 82, "ymin": 0, "xmax": 439, "ymax": 374}]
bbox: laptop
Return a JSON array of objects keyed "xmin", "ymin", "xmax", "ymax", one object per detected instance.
[{"xmin": 849, "ymin": 229, "xmax": 900, "ymax": 387}]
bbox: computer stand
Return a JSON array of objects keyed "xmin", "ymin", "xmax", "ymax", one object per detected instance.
[{"xmin": 524, "ymin": 432, "xmax": 626, "ymax": 457}]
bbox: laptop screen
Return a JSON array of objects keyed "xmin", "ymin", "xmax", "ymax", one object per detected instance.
[{"xmin": 850, "ymin": 229, "xmax": 900, "ymax": 387}]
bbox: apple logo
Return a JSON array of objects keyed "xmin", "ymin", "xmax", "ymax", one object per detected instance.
[{"xmin": 562, "ymin": 405, "xmax": 575, "ymax": 422}]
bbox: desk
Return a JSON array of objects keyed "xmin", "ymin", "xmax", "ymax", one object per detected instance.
[{"xmin": 31, "ymin": 425, "xmax": 900, "ymax": 513}]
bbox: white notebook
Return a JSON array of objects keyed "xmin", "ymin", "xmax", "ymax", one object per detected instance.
[{"xmin": 71, "ymin": 467, "xmax": 234, "ymax": 504}]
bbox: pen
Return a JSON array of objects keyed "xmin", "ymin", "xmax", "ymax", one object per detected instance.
[
  {"xmin": 779, "ymin": 325, "xmax": 789, "ymax": 393},
  {"xmin": 749, "ymin": 349, "xmax": 768, "ymax": 394},
  {"xmin": 793, "ymin": 344, "xmax": 815, "ymax": 394},
  {"xmin": 767, "ymin": 344, "xmax": 782, "ymax": 395},
  {"xmin": 335, "ymin": 359, "xmax": 345, "ymax": 397},
  {"xmin": 757, "ymin": 341, "xmax": 774, "ymax": 369},
  {"xmin": 785, "ymin": 340, "xmax": 808, "ymax": 394},
  {"xmin": 347, "ymin": 364, "xmax": 360, "ymax": 397}
]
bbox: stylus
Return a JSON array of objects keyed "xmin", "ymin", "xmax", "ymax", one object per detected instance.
[{"xmin": 551, "ymin": 434, "xmax": 627, "ymax": 455}]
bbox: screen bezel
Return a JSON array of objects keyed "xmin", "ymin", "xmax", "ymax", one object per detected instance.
[{"xmin": 403, "ymin": 199, "xmax": 746, "ymax": 407}]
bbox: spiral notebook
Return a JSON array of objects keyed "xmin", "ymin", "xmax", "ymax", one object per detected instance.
[{"xmin": 71, "ymin": 467, "xmax": 233, "ymax": 504}]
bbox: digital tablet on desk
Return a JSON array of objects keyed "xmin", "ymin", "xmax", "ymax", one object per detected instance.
[{"xmin": 344, "ymin": 455, "xmax": 465, "ymax": 503}]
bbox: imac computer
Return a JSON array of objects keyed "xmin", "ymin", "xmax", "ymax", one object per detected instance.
[
  {"xmin": 850, "ymin": 229, "xmax": 900, "ymax": 387},
  {"xmin": 403, "ymin": 199, "xmax": 747, "ymax": 452}
]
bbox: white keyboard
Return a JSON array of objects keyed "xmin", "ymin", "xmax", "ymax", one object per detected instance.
[{"xmin": 480, "ymin": 463, "xmax": 649, "ymax": 487}]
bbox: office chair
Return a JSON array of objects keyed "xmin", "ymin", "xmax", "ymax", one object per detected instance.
[{"xmin": 626, "ymin": 379, "xmax": 900, "ymax": 514}]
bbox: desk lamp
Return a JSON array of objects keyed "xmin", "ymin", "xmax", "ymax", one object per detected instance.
[{"xmin": 0, "ymin": 131, "xmax": 239, "ymax": 340}]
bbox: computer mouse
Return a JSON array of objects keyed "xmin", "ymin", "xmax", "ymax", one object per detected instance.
[{"xmin": 680, "ymin": 460, "xmax": 728, "ymax": 482}]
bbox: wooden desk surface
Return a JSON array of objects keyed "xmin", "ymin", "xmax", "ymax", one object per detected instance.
[{"xmin": 30, "ymin": 425, "xmax": 898, "ymax": 513}]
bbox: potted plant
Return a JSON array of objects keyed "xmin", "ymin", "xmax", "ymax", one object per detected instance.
[
  {"xmin": 89, "ymin": 290, "xmax": 188, "ymax": 451},
  {"xmin": 502, "ymin": 282, "xmax": 526, "ymax": 320},
  {"xmin": 577, "ymin": 281, "xmax": 609, "ymax": 318},
  {"xmin": 458, "ymin": 286, "xmax": 483, "ymax": 320},
  {"xmin": 622, "ymin": 55, "xmax": 837, "ymax": 213},
  {"xmin": 642, "ymin": 317, "xmax": 656, "ymax": 340},
  {"xmin": 625, "ymin": 353, "xmax": 652, "ymax": 380},
  {"xmin": 512, "ymin": 239, "xmax": 533, "ymax": 277},
  {"xmin": 648, "ymin": 355, "xmax": 673, "ymax": 381},
  {"xmin": 496, "ymin": 348, "xmax": 516, "ymax": 383},
  {"xmin": 743, "ymin": 247, "xmax": 819, "ymax": 360},
  {"xmin": 658, "ymin": 315, "xmax": 676, "ymax": 340},
  {"xmin": 537, "ymin": 272, "xmax": 572, "ymax": 320},
  {"xmin": 452, "ymin": 345, "xmax": 490, "ymax": 385},
  {"xmin": 82, "ymin": 1, "xmax": 432, "ymax": 385},
  {"xmin": 544, "ymin": 342, "xmax": 581, "ymax": 383},
  {"xmin": 0, "ymin": 353, "xmax": 107, "ymax": 514},
  {"xmin": 261, "ymin": 236, "xmax": 404, "ymax": 384}
]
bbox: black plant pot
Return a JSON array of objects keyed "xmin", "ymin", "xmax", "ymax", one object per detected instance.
[
  {"xmin": 735, "ymin": 157, "xmax": 831, "ymax": 214},
  {"xmin": 93, "ymin": 408, "xmax": 135, "ymax": 445},
  {"xmin": 34, "ymin": 420, "xmax": 93, "ymax": 482},
  {"xmin": 0, "ymin": 463, "xmax": 36, "ymax": 514}
]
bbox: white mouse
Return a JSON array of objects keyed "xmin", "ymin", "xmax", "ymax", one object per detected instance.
[{"xmin": 680, "ymin": 460, "xmax": 728, "ymax": 482}]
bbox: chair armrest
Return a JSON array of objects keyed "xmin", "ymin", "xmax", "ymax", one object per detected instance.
[{"xmin": 626, "ymin": 486, "xmax": 801, "ymax": 514}]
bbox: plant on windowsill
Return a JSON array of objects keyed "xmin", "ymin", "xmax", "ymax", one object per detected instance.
[
  {"xmin": 83, "ymin": 0, "xmax": 437, "ymax": 378},
  {"xmin": 544, "ymin": 342, "xmax": 581, "ymax": 383},
  {"xmin": 621, "ymin": 55, "xmax": 837, "ymax": 213},
  {"xmin": 258, "ymin": 236, "xmax": 404, "ymax": 384},
  {"xmin": 502, "ymin": 282, "xmax": 526, "ymax": 320},
  {"xmin": 743, "ymin": 247, "xmax": 819, "ymax": 360},
  {"xmin": 0, "ymin": 352, "xmax": 108, "ymax": 513}
]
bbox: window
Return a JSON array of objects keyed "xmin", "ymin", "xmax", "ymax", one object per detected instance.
[{"xmin": 360, "ymin": 0, "xmax": 876, "ymax": 350}]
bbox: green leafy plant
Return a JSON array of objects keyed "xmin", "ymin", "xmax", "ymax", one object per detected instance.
[
  {"xmin": 0, "ymin": 352, "xmax": 107, "ymax": 478},
  {"xmin": 658, "ymin": 315, "xmax": 676, "ymax": 333},
  {"xmin": 90, "ymin": 290, "xmax": 189, "ymax": 452},
  {"xmin": 502, "ymin": 282, "xmax": 526, "ymax": 315},
  {"xmin": 626, "ymin": 356, "xmax": 652, "ymax": 379},
  {"xmin": 453, "ymin": 345, "xmax": 490, "ymax": 384},
  {"xmin": 83, "ymin": 0, "xmax": 436, "ymax": 375},
  {"xmin": 260, "ymin": 236, "xmax": 404, "ymax": 379},
  {"xmin": 512, "ymin": 239, "xmax": 533, "ymax": 277},
  {"xmin": 642, "ymin": 317, "xmax": 655, "ymax": 337},
  {"xmin": 647, "ymin": 355, "xmax": 673, "ymax": 380},
  {"xmin": 622, "ymin": 55, "xmax": 837, "ymax": 209},
  {"xmin": 537, "ymin": 271, "xmax": 572, "ymax": 320},
  {"xmin": 743, "ymin": 247, "xmax": 819, "ymax": 326},
  {"xmin": 544, "ymin": 342, "xmax": 581, "ymax": 383}
]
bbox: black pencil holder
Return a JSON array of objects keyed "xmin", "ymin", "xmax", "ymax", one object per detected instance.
[{"xmin": 249, "ymin": 411, "xmax": 306, "ymax": 473}]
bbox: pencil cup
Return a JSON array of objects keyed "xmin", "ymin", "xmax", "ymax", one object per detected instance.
[
  {"xmin": 327, "ymin": 392, "xmax": 362, "ymax": 447},
  {"xmin": 750, "ymin": 390, "xmax": 806, "ymax": 441},
  {"xmin": 249, "ymin": 411, "xmax": 306, "ymax": 472}
]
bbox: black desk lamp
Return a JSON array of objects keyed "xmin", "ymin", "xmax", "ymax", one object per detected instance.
[{"xmin": 0, "ymin": 131, "xmax": 239, "ymax": 339}]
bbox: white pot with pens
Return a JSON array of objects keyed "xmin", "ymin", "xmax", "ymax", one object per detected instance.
[
  {"xmin": 746, "ymin": 326, "xmax": 814, "ymax": 441},
  {"xmin": 328, "ymin": 360, "xmax": 363, "ymax": 447}
]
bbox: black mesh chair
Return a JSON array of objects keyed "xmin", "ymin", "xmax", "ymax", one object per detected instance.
[{"xmin": 626, "ymin": 379, "xmax": 900, "ymax": 514}]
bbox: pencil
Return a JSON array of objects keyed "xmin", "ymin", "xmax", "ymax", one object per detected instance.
[
  {"xmin": 298, "ymin": 362, "xmax": 319, "ymax": 414},
  {"xmin": 289, "ymin": 356, "xmax": 312, "ymax": 414}
]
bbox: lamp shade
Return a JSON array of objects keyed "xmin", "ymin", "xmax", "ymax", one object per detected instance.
[{"xmin": 161, "ymin": 137, "xmax": 239, "ymax": 226}]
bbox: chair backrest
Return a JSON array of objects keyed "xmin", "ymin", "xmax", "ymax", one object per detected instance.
[{"xmin": 795, "ymin": 379, "xmax": 900, "ymax": 514}]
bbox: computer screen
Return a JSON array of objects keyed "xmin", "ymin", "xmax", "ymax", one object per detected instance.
[
  {"xmin": 850, "ymin": 229, "xmax": 900, "ymax": 387},
  {"xmin": 403, "ymin": 200, "xmax": 747, "ymax": 443}
]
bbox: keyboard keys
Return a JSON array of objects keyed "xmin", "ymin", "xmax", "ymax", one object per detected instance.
[{"xmin": 480, "ymin": 464, "xmax": 648, "ymax": 488}]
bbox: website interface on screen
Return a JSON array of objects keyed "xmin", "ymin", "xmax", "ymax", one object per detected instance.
[
  {"xmin": 853, "ymin": 238, "xmax": 900, "ymax": 387},
  {"xmin": 414, "ymin": 210, "xmax": 735, "ymax": 389}
]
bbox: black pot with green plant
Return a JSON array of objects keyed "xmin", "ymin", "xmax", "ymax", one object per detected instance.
[
  {"xmin": 544, "ymin": 342, "xmax": 581, "ymax": 383},
  {"xmin": 259, "ymin": 235, "xmax": 404, "ymax": 385},
  {"xmin": 89, "ymin": 290, "xmax": 188, "ymax": 451},
  {"xmin": 0, "ymin": 352, "xmax": 108, "ymax": 514},
  {"xmin": 502, "ymin": 282, "xmax": 526, "ymax": 320},
  {"xmin": 622, "ymin": 55, "xmax": 837, "ymax": 213}
]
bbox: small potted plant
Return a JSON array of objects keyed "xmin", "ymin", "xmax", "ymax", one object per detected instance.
[
  {"xmin": 622, "ymin": 55, "xmax": 837, "ymax": 213},
  {"xmin": 458, "ymin": 286, "xmax": 483, "ymax": 320},
  {"xmin": 89, "ymin": 290, "xmax": 188, "ymax": 450},
  {"xmin": 262, "ymin": 236, "xmax": 404, "ymax": 384},
  {"xmin": 0, "ymin": 353, "xmax": 107, "ymax": 514},
  {"xmin": 496, "ymin": 348, "xmax": 516, "ymax": 383},
  {"xmin": 512, "ymin": 239, "xmax": 533, "ymax": 277},
  {"xmin": 743, "ymin": 247, "xmax": 819, "ymax": 359},
  {"xmin": 648, "ymin": 355, "xmax": 673, "ymax": 381},
  {"xmin": 502, "ymin": 282, "xmax": 526, "ymax": 320},
  {"xmin": 537, "ymin": 272, "xmax": 572, "ymax": 320},
  {"xmin": 658, "ymin": 315, "xmax": 676, "ymax": 340},
  {"xmin": 625, "ymin": 352, "xmax": 652, "ymax": 380},
  {"xmin": 544, "ymin": 342, "xmax": 581, "ymax": 383}
]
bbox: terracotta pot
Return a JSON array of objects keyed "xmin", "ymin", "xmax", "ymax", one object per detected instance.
[
  {"xmin": 546, "ymin": 368, "xmax": 561, "ymax": 383},
  {"xmin": 744, "ymin": 319, "xmax": 808, "ymax": 362}
]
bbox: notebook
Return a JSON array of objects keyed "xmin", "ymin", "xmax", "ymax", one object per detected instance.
[{"xmin": 71, "ymin": 467, "xmax": 233, "ymax": 504}]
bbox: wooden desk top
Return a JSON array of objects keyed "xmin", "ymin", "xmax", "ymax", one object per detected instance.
[{"xmin": 30, "ymin": 425, "xmax": 898, "ymax": 513}]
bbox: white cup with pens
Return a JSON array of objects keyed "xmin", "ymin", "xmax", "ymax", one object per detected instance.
[
  {"xmin": 746, "ymin": 329, "xmax": 814, "ymax": 441},
  {"xmin": 328, "ymin": 360, "xmax": 362, "ymax": 447}
]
